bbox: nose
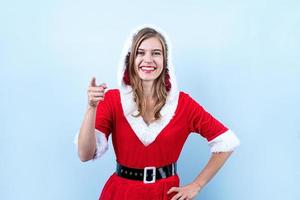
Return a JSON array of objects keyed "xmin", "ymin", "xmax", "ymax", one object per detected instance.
[{"xmin": 144, "ymin": 52, "xmax": 153, "ymax": 63}]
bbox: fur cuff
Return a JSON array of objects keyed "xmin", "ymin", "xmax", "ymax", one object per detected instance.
[
  {"xmin": 74, "ymin": 129, "xmax": 108, "ymax": 160},
  {"xmin": 208, "ymin": 130, "xmax": 240, "ymax": 153}
]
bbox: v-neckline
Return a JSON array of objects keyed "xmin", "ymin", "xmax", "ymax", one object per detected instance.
[
  {"xmin": 141, "ymin": 112, "xmax": 156, "ymax": 127},
  {"xmin": 118, "ymin": 88, "xmax": 180, "ymax": 147},
  {"xmin": 125, "ymin": 114, "xmax": 174, "ymax": 147}
]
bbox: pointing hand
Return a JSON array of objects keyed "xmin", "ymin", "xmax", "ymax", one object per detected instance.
[{"xmin": 87, "ymin": 77, "xmax": 107, "ymax": 108}]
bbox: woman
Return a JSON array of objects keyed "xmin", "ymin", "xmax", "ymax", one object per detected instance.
[{"xmin": 76, "ymin": 25, "xmax": 240, "ymax": 200}]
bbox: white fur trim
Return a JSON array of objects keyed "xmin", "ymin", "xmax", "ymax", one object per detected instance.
[
  {"xmin": 117, "ymin": 25, "xmax": 180, "ymax": 146},
  {"xmin": 120, "ymin": 86, "xmax": 179, "ymax": 146},
  {"xmin": 93, "ymin": 129, "xmax": 109, "ymax": 159},
  {"xmin": 74, "ymin": 129, "xmax": 108, "ymax": 160},
  {"xmin": 208, "ymin": 130, "xmax": 240, "ymax": 153}
]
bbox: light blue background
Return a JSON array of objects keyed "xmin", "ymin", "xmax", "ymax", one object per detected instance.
[{"xmin": 1, "ymin": 0, "xmax": 299, "ymax": 199}]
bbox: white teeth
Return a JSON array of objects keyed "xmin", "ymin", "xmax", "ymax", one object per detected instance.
[{"xmin": 140, "ymin": 66, "xmax": 156, "ymax": 70}]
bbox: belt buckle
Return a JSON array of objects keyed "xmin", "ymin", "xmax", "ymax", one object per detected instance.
[{"xmin": 143, "ymin": 166, "xmax": 156, "ymax": 184}]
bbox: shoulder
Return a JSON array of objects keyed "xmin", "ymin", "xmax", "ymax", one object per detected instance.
[
  {"xmin": 179, "ymin": 91, "xmax": 190, "ymax": 98},
  {"xmin": 178, "ymin": 91, "xmax": 204, "ymax": 108},
  {"xmin": 104, "ymin": 88, "xmax": 120, "ymax": 97},
  {"xmin": 102, "ymin": 89, "xmax": 121, "ymax": 107},
  {"xmin": 178, "ymin": 91, "xmax": 195, "ymax": 102}
]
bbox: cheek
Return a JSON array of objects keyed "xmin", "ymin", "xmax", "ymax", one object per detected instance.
[
  {"xmin": 134, "ymin": 58, "xmax": 141, "ymax": 70},
  {"xmin": 157, "ymin": 67, "xmax": 164, "ymax": 75},
  {"xmin": 155, "ymin": 58, "xmax": 164, "ymax": 68},
  {"xmin": 154, "ymin": 60, "xmax": 164, "ymax": 75}
]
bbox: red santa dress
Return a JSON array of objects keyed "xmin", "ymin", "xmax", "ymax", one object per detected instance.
[{"xmin": 93, "ymin": 87, "xmax": 239, "ymax": 200}]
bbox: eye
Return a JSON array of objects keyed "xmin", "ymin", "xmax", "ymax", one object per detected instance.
[
  {"xmin": 152, "ymin": 51, "xmax": 161, "ymax": 56},
  {"xmin": 136, "ymin": 51, "xmax": 144, "ymax": 56}
]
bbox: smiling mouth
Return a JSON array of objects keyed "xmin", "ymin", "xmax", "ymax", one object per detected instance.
[{"xmin": 139, "ymin": 66, "xmax": 157, "ymax": 73}]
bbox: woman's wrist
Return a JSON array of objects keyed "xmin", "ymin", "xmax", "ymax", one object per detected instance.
[
  {"xmin": 87, "ymin": 104, "xmax": 97, "ymax": 111},
  {"xmin": 191, "ymin": 180, "xmax": 205, "ymax": 192}
]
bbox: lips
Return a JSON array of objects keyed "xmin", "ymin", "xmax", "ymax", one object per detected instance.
[{"xmin": 139, "ymin": 66, "xmax": 157, "ymax": 73}]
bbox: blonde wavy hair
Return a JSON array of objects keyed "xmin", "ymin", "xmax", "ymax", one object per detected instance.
[{"xmin": 123, "ymin": 27, "xmax": 171, "ymax": 121}]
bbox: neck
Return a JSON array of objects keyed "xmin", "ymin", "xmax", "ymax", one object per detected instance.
[{"xmin": 142, "ymin": 81, "xmax": 155, "ymax": 100}]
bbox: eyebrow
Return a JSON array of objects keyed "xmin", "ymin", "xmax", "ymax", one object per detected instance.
[{"xmin": 138, "ymin": 48, "xmax": 162, "ymax": 52}]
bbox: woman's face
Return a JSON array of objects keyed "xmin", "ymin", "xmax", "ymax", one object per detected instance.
[{"xmin": 134, "ymin": 37, "xmax": 164, "ymax": 83}]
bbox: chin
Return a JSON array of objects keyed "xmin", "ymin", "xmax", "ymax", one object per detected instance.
[
  {"xmin": 138, "ymin": 74, "xmax": 160, "ymax": 81},
  {"xmin": 140, "ymin": 77, "xmax": 156, "ymax": 82}
]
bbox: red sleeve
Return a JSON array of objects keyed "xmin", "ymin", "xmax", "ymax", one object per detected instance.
[
  {"xmin": 95, "ymin": 90, "xmax": 113, "ymax": 139},
  {"xmin": 186, "ymin": 93, "xmax": 228, "ymax": 142}
]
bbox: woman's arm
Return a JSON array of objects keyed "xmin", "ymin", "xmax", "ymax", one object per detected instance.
[
  {"xmin": 77, "ymin": 105, "xmax": 97, "ymax": 162},
  {"xmin": 193, "ymin": 151, "xmax": 232, "ymax": 189},
  {"xmin": 77, "ymin": 77, "xmax": 107, "ymax": 162},
  {"xmin": 168, "ymin": 151, "xmax": 233, "ymax": 200}
]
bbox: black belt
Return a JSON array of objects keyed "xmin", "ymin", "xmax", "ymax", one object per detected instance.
[{"xmin": 116, "ymin": 162, "xmax": 177, "ymax": 184}]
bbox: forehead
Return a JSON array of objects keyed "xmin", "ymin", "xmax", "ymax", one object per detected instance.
[{"xmin": 138, "ymin": 37, "xmax": 162, "ymax": 50}]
